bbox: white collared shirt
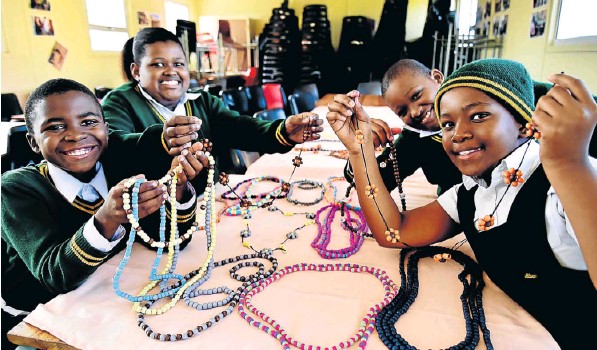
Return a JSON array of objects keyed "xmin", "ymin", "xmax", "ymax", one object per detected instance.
[
  {"xmin": 137, "ymin": 85, "xmax": 200, "ymax": 119},
  {"xmin": 47, "ymin": 162, "xmax": 125, "ymax": 252},
  {"xmin": 402, "ymin": 124, "xmax": 442, "ymax": 138},
  {"xmin": 437, "ymin": 141, "xmax": 592, "ymax": 270}
]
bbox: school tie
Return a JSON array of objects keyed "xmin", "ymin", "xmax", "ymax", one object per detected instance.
[{"xmin": 78, "ymin": 183, "xmax": 101, "ymax": 202}]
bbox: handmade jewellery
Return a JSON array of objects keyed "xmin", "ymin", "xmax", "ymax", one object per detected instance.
[
  {"xmin": 286, "ymin": 179, "xmax": 325, "ymax": 206},
  {"xmin": 238, "ymin": 263, "xmax": 399, "ymax": 350},
  {"xmin": 351, "ymin": 115, "xmax": 409, "ymax": 246},
  {"xmin": 311, "ymin": 202, "xmax": 368, "ymax": 259},
  {"xmin": 477, "ymin": 139, "xmax": 533, "ymax": 231},
  {"xmin": 376, "ymin": 246, "xmax": 494, "ymax": 350}
]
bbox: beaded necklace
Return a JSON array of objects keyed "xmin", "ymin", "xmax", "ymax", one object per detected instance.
[
  {"xmin": 285, "ymin": 179, "xmax": 325, "ymax": 206},
  {"xmin": 238, "ymin": 262, "xmax": 399, "ymax": 350},
  {"xmin": 311, "ymin": 202, "xmax": 368, "ymax": 259},
  {"xmin": 376, "ymin": 246, "xmax": 494, "ymax": 350}
]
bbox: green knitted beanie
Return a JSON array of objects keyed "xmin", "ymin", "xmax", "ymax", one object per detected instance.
[{"xmin": 434, "ymin": 58, "xmax": 535, "ymax": 126}]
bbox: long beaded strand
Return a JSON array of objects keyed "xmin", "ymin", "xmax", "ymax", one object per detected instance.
[
  {"xmin": 376, "ymin": 246, "xmax": 493, "ymax": 350},
  {"xmin": 311, "ymin": 202, "xmax": 367, "ymax": 259},
  {"xmin": 238, "ymin": 263, "xmax": 399, "ymax": 350}
]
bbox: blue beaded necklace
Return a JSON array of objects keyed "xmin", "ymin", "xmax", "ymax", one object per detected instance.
[{"xmin": 376, "ymin": 246, "xmax": 494, "ymax": 350}]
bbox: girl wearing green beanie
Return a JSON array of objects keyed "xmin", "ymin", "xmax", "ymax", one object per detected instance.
[{"xmin": 327, "ymin": 58, "xmax": 596, "ymax": 349}]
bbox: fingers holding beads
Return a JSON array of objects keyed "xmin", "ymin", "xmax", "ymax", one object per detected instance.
[{"xmin": 163, "ymin": 116, "xmax": 202, "ymax": 156}]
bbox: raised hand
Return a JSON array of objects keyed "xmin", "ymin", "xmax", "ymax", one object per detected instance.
[
  {"xmin": 284, "ymin": 112, "xmax": 324, "ymax": 143},
  {"xmin": 326, "ymin": 90, "xmax": 373, "ymax": 153},
  {"xmin": 163, "ymin": 116, "xmax": 202, "ymax": 155},
  {"xmin": 533, "ymin": 73, "xmax": 597, "ymax": 165}
]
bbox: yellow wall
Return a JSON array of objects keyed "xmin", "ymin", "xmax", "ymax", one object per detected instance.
[
  {"xmin": 478, "ymin": 0, "xmax": 597, "ymax": 91},
  {"xmin": 1, "ymin": 0, "xmax": 197, "ymax": 107}
]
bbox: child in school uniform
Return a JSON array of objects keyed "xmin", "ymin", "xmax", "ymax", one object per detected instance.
[
  {"xmin": 329, "ymin": 59, "xmax": 597, "ymax": 198},
  {"xmin": 327, "ymin": 58, "xmax": 596, "ymax": 349},
  {"xmin": 1, "ymin": 79, "xmax": 207, "ymax": 348}
]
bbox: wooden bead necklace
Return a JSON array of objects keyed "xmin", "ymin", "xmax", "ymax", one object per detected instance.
[
  {"xmin": 238, "ymin": 262, "xmax": 399, "ymax": 350},
  {"xmin": 476, "ymin": 139, "xmax": 532, "ymax": 231},
  {"xmin": 376, "ymin": 246, "xmax": 494, "ymax": 350}
]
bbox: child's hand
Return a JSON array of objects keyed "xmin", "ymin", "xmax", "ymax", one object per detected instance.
[
  {"xmin": 326, "ymin": 90, "xmax": 373, "ymax": 153},
  {"xmin": 163, "ymin": 116, "xmax": 202, "ymax": 156},
  {"xmin": 284, "ymin": 113, "xmax": 324, "ymax": 143},
  {"xmin": 370, "ymin": 119, "xmax": 399, "ymax": 147},
  {"xmin": 170, "ymin": 142, "xmax": 209, "ymax": 201},
  {"xmin": 94, "ymin": 176, "xmax": 168, "ymax": 240},
  {"xmin": 533, "ymin": 74, "xmax": 597, "ymax": 166}
]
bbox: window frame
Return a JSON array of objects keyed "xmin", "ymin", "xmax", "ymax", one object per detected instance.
[
  {"xmin": 85, "ymin": 0, "xmax": 129, "ymax": 52},
  {"xmin": 548, "ymin": 0, "xmax": 597, "ymax": 51}
]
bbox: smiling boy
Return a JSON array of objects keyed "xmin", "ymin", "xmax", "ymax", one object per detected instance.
[{"xmin": 1, "ymin": 79, "xmax": 207, "ymax": 348}]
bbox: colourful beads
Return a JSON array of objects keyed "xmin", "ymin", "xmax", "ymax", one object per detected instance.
[
  {"xmin": 311, "ymin": 203, "xmax": 368, "ymax": 259},
  {"xmin": 384, "ymin": 228, "xmax": 400, "ymax": 244},
  {"xmin": 238, "ymin": 263, "xmax": 398, "ymax": 350},
  {"xmin": 524, "ymin": 122, "xmax": 541, "ymax": 140},
  {"xmin": 355, "ymin": 129, "xmax": 364, "ymax": 144},
  {"xmin": 503, "ymin": 167, "xmax": 525, "ymax": 187},
  {"xmin": 477, "ymin": 214, "xmax": 495, "ymax": 231},
  {"xmin": 364, "ymin": 184, "xmax": 379, "ymax": 199}
]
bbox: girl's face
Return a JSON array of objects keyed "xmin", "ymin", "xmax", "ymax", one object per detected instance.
[
  {"xmin": 132, "ymin": 40, "xmax": 190, "ymax": 110},
  {"xmin": 439, "ymin": 87, "xmax": 526, "ymax": 180},
  {"xmin": 383, "ymin": 69, "xmax": 443, "ymax": 132}
]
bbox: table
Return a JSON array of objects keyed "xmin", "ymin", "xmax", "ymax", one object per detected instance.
[{"xmin": 7, "ymin": 105, "xmax": 558, "ymax": 350}]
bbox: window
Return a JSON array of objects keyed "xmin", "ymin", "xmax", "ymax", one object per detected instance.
[
  {"xmin": 85, "ymin": 0, "xmax": 129, "ymax": 51},
  {"xmin": 165, "ymin": 2, "xmax": 190, "ymax": 34},
  {"xmin": 555, "ymin": 0, "xmax": 597, "ymax": 44}
]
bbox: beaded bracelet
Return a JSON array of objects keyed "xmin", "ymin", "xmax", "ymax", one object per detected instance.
[
  {"xmin": 376, "ymin": 246, "xmax": 494, "ymax": 350},
  {"xmin": 238, "ymin": 263, "xmax": 399, "ymax": 350},
  {"xmin": 286, "ymin": 179, "xmax": 325, "ymax": 206}
]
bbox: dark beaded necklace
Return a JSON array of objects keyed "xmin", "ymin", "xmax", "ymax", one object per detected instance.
[{"xmin": 376, "ymin": 246, "xmax": 494, "ymax": 350}]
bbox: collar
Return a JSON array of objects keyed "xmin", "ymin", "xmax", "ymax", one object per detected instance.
[
  {"xmin": 462, "ymin": 140, "xmax": 541, "ymax": 190},
  {"xmin": 47, "ymin": 162, "xmax": 108, "ymax": 202},
  {"xmin": 137, "ymin": 85, "xmax": 200, "ymax": 118},
  {"xmin": 402, "ymin": 124, "xmax": 442, "ymax": 138}
]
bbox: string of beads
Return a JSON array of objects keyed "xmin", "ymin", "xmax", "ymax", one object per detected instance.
[
  {"xmin": 376, "ymin": 246, "xmax": 494, "ymax": 350},
  {"xmin": 238, "ymin": 262, "xmax": 399, "ymax": 350}
]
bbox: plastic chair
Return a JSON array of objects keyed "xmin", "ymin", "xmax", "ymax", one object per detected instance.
[
  {"xmin": 221, "ymin": 88, "xmax": 250, "ymax": 115},
  {"xmin": 204, "ymin": 84, "xmax": 223, "ymax": 98},
  {"xmin": 5, "ymin": 125, "xmax": 43, "ymax": 170},
  {"xmin": 245, "ymin": 85, "xmax": 267, "ymax": 115},
  {"xmin": 357, "ymin": 81, "xmax": 382, "ymax": 96},
  {"xmin": 262, "ymin": 83, "xmax": 287, "ymax": 110},
  {"xmin": 293, "ymin": 83, "xmax": 319, "ymax": 102},
  {"xmin": 94, "ymin": 87, "xmax": 112, "ymax": 101},
  {"xmin": 288, "ymin": 92, "xmax": 316, "ymax": 115},
  {"xmin": 253, "ymin": 108, "xmax": 286, "ymax": 121},
  {"xmin": 1, "ymin": 93, "xmax": 23, "ymax": 122},
  {"xmin": 226, "ymin": 75, "xmax": 246, "ymax": 90}
]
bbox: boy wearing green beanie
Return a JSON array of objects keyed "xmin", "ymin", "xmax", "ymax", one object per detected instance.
[{"xmin": 327, "ymin": 58, "xmax": 596, "ymax": 349}]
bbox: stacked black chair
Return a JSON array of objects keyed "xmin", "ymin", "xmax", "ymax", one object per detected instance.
[
  {"xmin": 5, "ymin": 125, "xmax": 43, "ymax": 171},
  {"xmin": 337, "ymin": 16, "xmax": 375, "ymax": 92},
  {"xmin": 357, "ymin": 81, "xmax": 382, "ymax": 96},
  {"xmin": 293, "ymin": 82, "xmax": 319, "ymax": 101},
  {"xmin": 1, "ymin": 93, "xmax": 23, "ymax": 122},
  {"xmin": 221, "ymin": 88, "xmax": 250, "ymax": 115},
  {"xmin": 204, "ymin": 84, "xmax": 223, "ymax": 98},
  {"xmin": 299, "ymin": 4, "xmax": 334, "ymax": 94},
  {"xmin": 369, "ymin": 0, "xmax": 408, "ymax": 80},
  {"xmin": 245, "ymin": 85, "xmax": 267, "ymax": 115},
  {"xmin": 259, "ymin": 2, "xmax": 301, "ymax": 93}
]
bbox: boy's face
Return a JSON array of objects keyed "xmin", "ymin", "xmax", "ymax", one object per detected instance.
[
  {"xmin": 131, "ymin": 40, "xmax": 190, "ymax": 110},
  {"xmin": 439, "ymin": 87, "xmax": 525, "ymax": 179},
  {"xmin": 26, "ymin": 91, "xmax": 108, "ymax": 179},
  {"xmin": 383, "ymin": 69, "xmax": 443, "ymax": 132}
]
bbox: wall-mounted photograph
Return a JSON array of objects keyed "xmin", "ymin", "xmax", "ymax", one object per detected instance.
[
  {"xmin": 137, "ymin": 11, "xmax": 148, "ymax": 25},
  {"xmin": 503, "ymin": 0, "xmax": 510, "ymax": 10},
  {"xmin": 30, "ymin": 0, "xmax": 50, "ymax": 11},
  {"xmin": 48, "ymin": 41, "xmax": 67, "ymax": 70},
  {"xmin": 32, "ymin": 16, "xmax": 54, "ymax": 36},
  {"xmin": 533, "ymin": 0, "xmax": 549, "ymax": 8},
  {"xmin": 530, "ymin": 10, "xmax": 546, "ymax": 37}
]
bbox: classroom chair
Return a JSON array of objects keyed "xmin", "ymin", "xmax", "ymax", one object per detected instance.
[
  {"xmin": 357, "ymin": 81, "xmax": 382, "ymax": 96},
  {"xmin": 245, "ymin": 85, "xmax": 267, "ymax": 115},
  {"xmin": 221, "ymin": 88, "xmax": 250, "ymax": 115},
  {"xmin": 5, "ymin": 125, "xmax": 43, "ymax": 171},
  {"xmin": 253, "ymin": 108, "xmax": 286, "ymax": 122}
]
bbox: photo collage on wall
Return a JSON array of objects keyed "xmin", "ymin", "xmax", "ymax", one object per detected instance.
[
  {"xmin": 137, "ymin": 11, "xmax": 161, "ymax": 27},
  {"xmin": 530, "ymin": 0, "xmax": 549, "ymax": 38},
  {"xmin": 492, "ymin": 0, "xmax": 509, "ymax": 37},
  {"xmin": 30, "ymin": 0, "xmax": 53, "ymax": 36}
]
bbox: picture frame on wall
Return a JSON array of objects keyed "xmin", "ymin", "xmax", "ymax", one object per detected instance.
[
  {"xmin": 530, "ymin": 10, "xmax": 546, "ymax": 37},
  {"xmin": 30, "ymin": 0, "xmax": 50, "ymax": 11},
  {"xmin": 32, "ymin": 16, "xmax": 54, "ymax": 36},
  {"xmin": 533, "ymin": 0, "xmax": 549, "ymax": 8},
  {"xmin": 48, "ymin": 41, "xmax": 67, "ymax": 71}
]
